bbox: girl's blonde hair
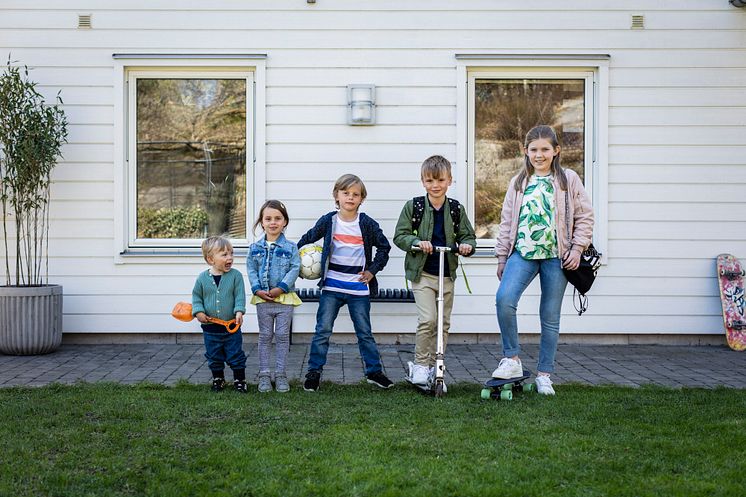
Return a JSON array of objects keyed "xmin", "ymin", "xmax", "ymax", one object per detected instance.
[
  {"xmin": 252, "ymin": 199, "xmax": 290, "ymax": 235},
  {"xmin": 514, "ymin": 125, "xmax": 568, "ymax": 192},
  {"xmin": 333, "ymin": 174, "xmax": 367, "ymax": 208},
  {"xmin": 201, "ymin": 236, "xmax": 232, "ymax": 263}
]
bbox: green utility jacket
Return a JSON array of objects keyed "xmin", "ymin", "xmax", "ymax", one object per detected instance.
[{"xmin": 393, "ymin": 196, "xmax": 477, "ymax": 283}]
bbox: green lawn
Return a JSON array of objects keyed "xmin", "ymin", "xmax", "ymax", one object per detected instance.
[{"xmin": 1, "ymin": 381, "xmax": 744, "ymax": 497}]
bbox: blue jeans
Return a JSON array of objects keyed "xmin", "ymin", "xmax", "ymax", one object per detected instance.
[
  {"xmin": 307, "ymin": 291, "xmax": 382, "ymax": 375},
  {"xmin": 496, "ymin": 252, "xmax": 568, "ymax": 374},
  {"xmin": 203, "ymin": 330, "xmax": 246, "ymax": 374}
]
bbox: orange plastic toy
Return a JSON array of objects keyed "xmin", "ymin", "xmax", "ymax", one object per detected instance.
[{"xmin": 171, "ymin": 301, "xmax": 240, "ymax": 333}]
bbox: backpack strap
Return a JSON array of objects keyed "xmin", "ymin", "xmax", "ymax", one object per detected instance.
[
  {"xmin": 411, "ymin": 196, "xmax": 425, "ymax": 236},
  {"xmin": 447, "ymin": 197, "xmax": 461, "ymax": 236}
]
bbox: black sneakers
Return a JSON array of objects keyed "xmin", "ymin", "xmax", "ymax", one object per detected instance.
[
  {"xmin": 211, "ymin": 377, "xmax": 226, "ymax": 392},
  {"xmin": 366, "ymin": 371, "xmax": 394, "ymax": 389},
  {"xmin": 233, "ymin": 379, "xmax": 248, "ymax": 394},
  {"xmin": 303, "ymin": 371, "xmax": 321, "ymax": 391}
]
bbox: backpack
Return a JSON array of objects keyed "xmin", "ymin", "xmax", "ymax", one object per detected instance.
[{"xmin": 411, "ymin": 196, "xmax": 461, "ymax": 237}]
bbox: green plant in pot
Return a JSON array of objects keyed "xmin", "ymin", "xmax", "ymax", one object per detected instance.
[{"xmin": 0, "ymin": 58, "xmax": 68, "ymax": 355}]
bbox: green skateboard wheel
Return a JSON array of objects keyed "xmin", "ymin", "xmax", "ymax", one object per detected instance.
[
  {"xmin": 481, "ymin": 388, "xmax": 491, "ymax": 400},
  {"xmin": 500, "ymin": 390, "xmax": 513, "ymax": 401},
  {"xmin": 501, "ymin": 383, "xmax": 513, "ymax": 391},
  {"xmin": 524, "ymin": 383, "xmax": 535, "ymax": 393}
]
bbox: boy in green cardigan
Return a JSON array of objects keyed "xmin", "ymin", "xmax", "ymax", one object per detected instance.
[
  {"xmin": 393, "ymin": 156, "xmax": 476, "ymax": 391},
  {"xmin": 192, "ymin": 236, "xmax": 247, "ymax": 393}
]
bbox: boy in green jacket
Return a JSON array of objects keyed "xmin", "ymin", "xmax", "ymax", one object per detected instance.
[{"xmin": 393, "ymin": 155, "xmax": 476, "ymax": 390}]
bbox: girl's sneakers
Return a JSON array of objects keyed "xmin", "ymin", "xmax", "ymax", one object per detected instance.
[
  {"xmin": 535, "ymin": 375, "xmax": 555, "ymax": 395},
  {"xmin": 492, "ymin": 357, "xmax": 523, "ymax": 379},
  {"xmin": 258, "ymin": 374, "xmax": 273, "ymax": 393},
  {"xmin": 275, "ymin": 374, "xmax": 290, "ymax": 393}
]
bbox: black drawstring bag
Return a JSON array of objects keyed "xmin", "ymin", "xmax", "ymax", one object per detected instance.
[{"xmin": 562, "ymin": 192, "xmax": 601, "ymax": 315}]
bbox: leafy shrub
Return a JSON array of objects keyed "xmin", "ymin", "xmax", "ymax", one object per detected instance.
[{"xmin": 138, "ymin": 206, "xmax": 208, "ymax": 239}]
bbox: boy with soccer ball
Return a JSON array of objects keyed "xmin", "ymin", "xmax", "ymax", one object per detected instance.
[{"xmin": 297, "ymin": 174, "xmax": 393, "ymax": 392}]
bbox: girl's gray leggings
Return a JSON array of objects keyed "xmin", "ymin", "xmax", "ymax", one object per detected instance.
[{"xmin": 256, "ymin": 302, "xmax": 293, "ymax": 375}]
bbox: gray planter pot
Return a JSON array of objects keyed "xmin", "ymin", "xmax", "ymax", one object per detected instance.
[{"xmin": 0, "ymin": 284, "xmax": 63, "ymax": 355}]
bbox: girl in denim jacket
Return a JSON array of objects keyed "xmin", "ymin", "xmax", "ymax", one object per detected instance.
[{"xmin": 247, "ymin": 200, "xmax": 301, "ymax": 393}]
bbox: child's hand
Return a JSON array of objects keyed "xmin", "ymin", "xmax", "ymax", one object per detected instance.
[
  {"xmin": 496, "ymin": 262, "xmax": 506, "ymax": 281},
  {"xmin": 195, "ymin": 312, "xmax": 209, "ymax": 323},
  {"xmin": 267, "ymin": 287, "xmax": 285, "ymax": 299},
  {"xmin": 255, "ymin": 290, "xmax": 272, "ymax": 302},
  {"xmin": 458, "ymin": 243, "xmax": 473, "ymax": 256},
  {"xmin": 235, "ymin": 312, "xmax": 243, "ymax": 326},
  {"xmin": 418, "ymin": 240, "xmax": 433, "ymax": 255},
  {"xmin": 358, "ymin": 270, "xmax": 374, "ymax": 285}
]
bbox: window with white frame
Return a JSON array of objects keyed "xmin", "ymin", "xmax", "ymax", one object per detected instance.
[
  {"xmin": 128, "ymin": 70, "xmax": 252, "ymax": 247},
  {"xmin": 114, "ymin": 56, "xmax": 264, "ymax": 253},
  {"xmin": 458, "ymin": 56, "xmax": 608, "ymax": 253}
]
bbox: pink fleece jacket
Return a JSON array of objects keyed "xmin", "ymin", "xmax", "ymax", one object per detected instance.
[{"xmin": 495, "ymin": 168, "xmax": 594, "ymax": 264}]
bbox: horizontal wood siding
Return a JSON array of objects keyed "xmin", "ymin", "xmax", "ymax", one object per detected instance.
[{"xmin": 1, "ymin": 1, "xmax": 744, "ymax": 336}]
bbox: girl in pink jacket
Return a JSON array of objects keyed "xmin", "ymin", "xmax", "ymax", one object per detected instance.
[{"xmin": 492, "ymin": 125, "xmax": 594, "ymax": 395}]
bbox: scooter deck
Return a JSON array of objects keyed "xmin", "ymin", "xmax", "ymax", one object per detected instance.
[{"xmin": 481, "ymin": 369, "xmax": 534, "ymax": 401}]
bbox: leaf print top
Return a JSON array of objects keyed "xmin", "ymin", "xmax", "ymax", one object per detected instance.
[{"xmin": 515, "ymin": 175, "xmax": 558, "ymax": 260}]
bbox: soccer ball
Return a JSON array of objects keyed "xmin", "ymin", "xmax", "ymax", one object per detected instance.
[{"xmin": 299, "ymin": 243, "xmax": 323, "ymax": 280}]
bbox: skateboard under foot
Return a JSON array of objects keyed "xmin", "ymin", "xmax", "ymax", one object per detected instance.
[{"xmin": 481, "ymin": 369, "xmax": 534, "ymax": 401}]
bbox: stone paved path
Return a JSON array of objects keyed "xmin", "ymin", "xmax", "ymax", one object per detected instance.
[{"xmin": 2, "ymin": 343, "xmax": 745, "ymax": 389}]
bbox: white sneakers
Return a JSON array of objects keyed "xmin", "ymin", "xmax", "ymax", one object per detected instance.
[
  {"xmin": 535, "ymin": 375, "xmax": 555, "ymax": 395},
  {"xmin": 408, "ymin": 361, "xmax": 430, "ymax": 386},
  {"xmin": 407, "ymin": 362, "xmax": 447, "ymax": 393},
  {"xmin": 491, "ymin": 357, "xmax": 523, "ymax": 379}
]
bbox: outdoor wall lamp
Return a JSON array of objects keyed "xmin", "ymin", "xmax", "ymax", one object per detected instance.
[{"xmin": 347, "ymin": 84, "xmax": 375, "ymax": 125}]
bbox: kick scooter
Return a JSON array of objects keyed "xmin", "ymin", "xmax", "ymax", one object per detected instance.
[{"xmin": 408, "ymin": 245, "xmax": 453, "ymax": 398}]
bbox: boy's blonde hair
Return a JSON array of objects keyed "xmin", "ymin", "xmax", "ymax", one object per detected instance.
[
  {"xmin": 201, "ymin": 236, "xmax": 233, "ymax": 263},
  {"xmin": 421, "ymin": 155, "xmax": 452, "ymax": 180},
  {"xmin": 333, "ymin": 174, "xmax": 367, "ymax": 208}
]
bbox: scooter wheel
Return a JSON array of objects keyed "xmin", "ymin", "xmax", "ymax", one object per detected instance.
[
  {"xmin": 435, "ymin": 383, "xmax": 445, "ymax": 398},
  {"xmin": 480, "ymin": 388, "xmax": 491, "ymax": 400}
]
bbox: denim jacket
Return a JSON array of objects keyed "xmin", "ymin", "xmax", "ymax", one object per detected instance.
[
  {"xmin": 297, "ymin": 211, "xmax": 390, "ymax": 296},
  {"xmin": 246, "ymin": 233, "xmax": 301, "ymax": 294}
]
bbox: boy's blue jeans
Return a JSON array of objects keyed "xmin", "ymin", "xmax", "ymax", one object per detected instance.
[
  {"xmin": 203, "ymin": 330, "xmax": 246, "ymax": 375},
  {"xmin": 496, "ymin": 252, "xmax": 568, "ymax": 374},
  {"xmin": 307, "ymin": 290, "xmax": 383, "ymax": 375}
]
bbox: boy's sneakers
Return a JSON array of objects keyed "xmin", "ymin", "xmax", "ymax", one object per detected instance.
[
  {"xmin": 233, "ymin": 379, "xmax": 248, "ymax": 394},
  {"xmin": 535, "ymin": 375, "xmax": 555, "ymax": 395},
  {"xmin": 275, "ymin": 374, "xmax": 290, "ymax": 393},
  {"xmin": 407, "ymin": 361, "xmax": 430, "ymax": 386},
  {"xmin": 211, "ymin": 377, "xmax": 226, "ymax": 392},
  {"xmin": 492, "ymin": 357, "xmax": 523, "ymax": 379},
  {"xmin": 366, "ymin": 371, "xmax": 394, "ymax": 389},
  {"xmin": 258, "ymin": 374, "xmax": 272, "ymax": 393},
  {"xmin": 303, "ymin": 371, "xmax": 321, "ymax": 391}
]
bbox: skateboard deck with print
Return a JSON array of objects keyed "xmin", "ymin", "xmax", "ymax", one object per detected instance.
[
  {"xmin": 716, "ymin": 254, "xmax": 746, "ymax": 351},
  {"xmin": 481, "ymin": 369, "xmax": 534, "ymax": 401}
]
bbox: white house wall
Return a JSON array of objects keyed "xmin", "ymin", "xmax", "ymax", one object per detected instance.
[{"xmin": 1, "ymin": 1, "xmax": 745, "ymax": 338}]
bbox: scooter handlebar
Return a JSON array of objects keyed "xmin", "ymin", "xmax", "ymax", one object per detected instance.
[{"xmin": 410, "ymin": 244, "xmax": 457, "ymax": 253}]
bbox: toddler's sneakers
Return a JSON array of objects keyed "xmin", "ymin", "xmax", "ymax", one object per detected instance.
[
  {"xmin": 304, "ymin": 371, "xmax": 321, "ymax": 391},
  {"xmin": 258, "ymin": 374, "xmax": 272, "ymax": 393},
  {"xmin": 211, "ymin": 377, "xmax": 226, "ymax": 392},
  {"xmin": 492, "ymin": 357, "xmax": 523, "ymax": 379},
  {"xmin": 275, "ymin": 374, "xmax": 290, "ymax": 393},
  {"xmin": 535, "ymin": 375, "xmax": 555, "ymax": 395},
  {"xmin": 407, "ymin": 361, "xmax": 430, "ymax": 386},
  {"xmin": 233, "ymin": 379, "xmax": 248, "ymax": 394},
  {"xmin": 366, "ymin": 371, "xmax": 394, "ymax": 389}
]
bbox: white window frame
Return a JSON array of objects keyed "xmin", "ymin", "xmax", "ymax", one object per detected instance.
[
  {"xmin": 112, "ymin": 55, "xmax": 266, "ymax": 261},
  {"xmin": 455, "ymin": 54, "xmax": 609, "ymax": 260}
]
